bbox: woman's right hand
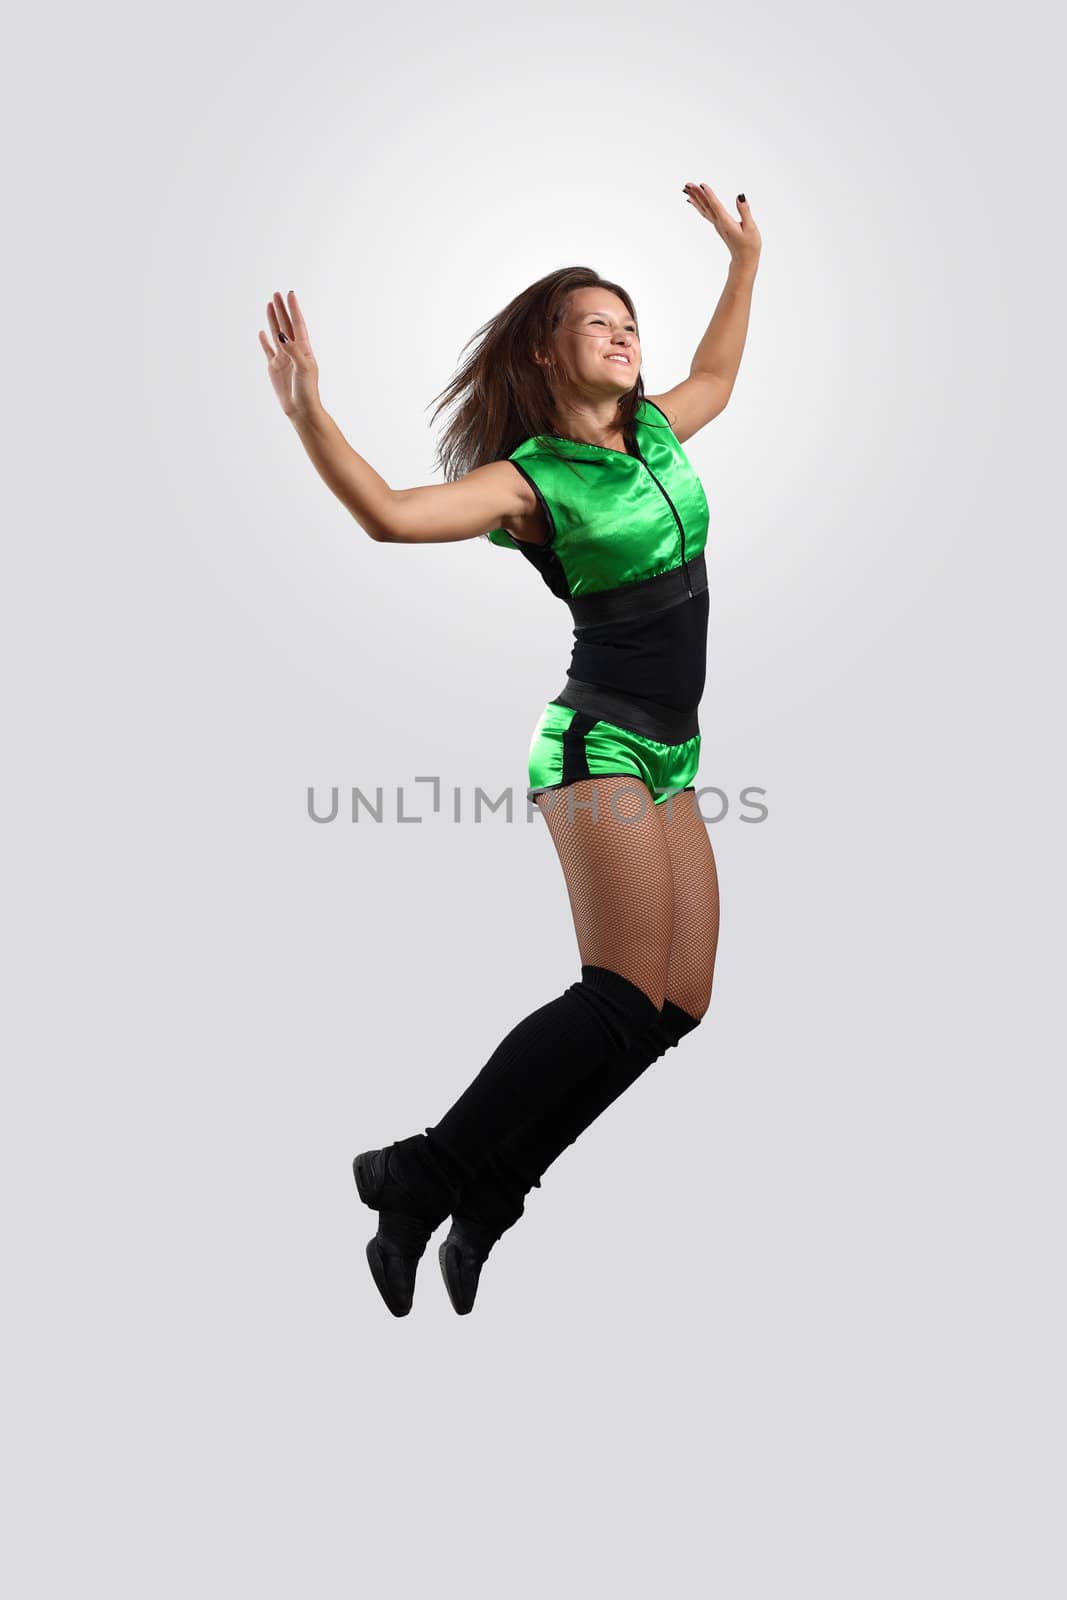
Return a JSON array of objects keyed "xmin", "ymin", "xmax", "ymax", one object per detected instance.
[{"xmin": 258, "ymin": 290, "xmax": 322, "ymax": 421}]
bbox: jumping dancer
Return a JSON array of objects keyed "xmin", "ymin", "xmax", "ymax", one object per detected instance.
[{"xmin": 259, "ymin": 180, "xmax": 761, "ymax": 1315}]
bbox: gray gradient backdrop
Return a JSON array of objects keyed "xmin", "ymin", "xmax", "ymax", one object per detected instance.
[{"xmin": 4, "ymin": 0, "xmax": 1063, "ymax": 1595}]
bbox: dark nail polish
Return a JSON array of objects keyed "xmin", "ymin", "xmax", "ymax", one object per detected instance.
[
  {"xmin": 737, "ymin": 193, "xmax": 746, "ymax": 203},
  {"xmin": 279, "ymin": 332, "xmax": 287, "ymax": 343}
]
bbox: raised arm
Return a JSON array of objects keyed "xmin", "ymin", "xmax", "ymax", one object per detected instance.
[
  {"xmin": 645, "ymin": 184, "xmax": 761, "ymax": 444},
  {"xmin": 260, "ymin": 289, "xmax": 533, "ymax": 544},
  {"xmin": 289, "ymin": 405, "xmax": 533, "ymax": 543}
]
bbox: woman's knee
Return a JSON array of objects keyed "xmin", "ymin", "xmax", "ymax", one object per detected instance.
[
  {"xmin": 665, "ymin": 973, "xmax": 713, "ymax": 1024},
  {"xmin": 587, "ymin": 942, "xmax": 671, "ymax": 1013}
]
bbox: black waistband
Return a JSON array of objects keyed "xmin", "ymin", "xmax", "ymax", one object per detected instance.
[
  {"xmin": 551, "ymin": 677, "xmax": 700, "ymax": 744},
  {"xmin": 566, "ymin": 551, "xmax": 707, "ymax": 630}
]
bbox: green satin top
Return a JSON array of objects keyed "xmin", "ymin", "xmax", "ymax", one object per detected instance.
[{"xmin": 486, "ymin": 397, "xmax": 709, "ymax": 597}]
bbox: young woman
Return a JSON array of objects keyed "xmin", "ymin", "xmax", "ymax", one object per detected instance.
[{"xmin": 259, "ymin": 181, "xmax": 761, "ymax": 1317}]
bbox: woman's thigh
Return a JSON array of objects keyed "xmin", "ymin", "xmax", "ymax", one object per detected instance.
[
  {"xmin": 659, "ymin": 788, "xmax": 720, "ymax": 1018},
  {"xmin": 534, "ymin": 775, "xmax": 675, "ymax": 1009}
]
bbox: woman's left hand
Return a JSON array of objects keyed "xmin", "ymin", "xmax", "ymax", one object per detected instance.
[{"xmin": 683, "ymin": 182, "xmax": 761, "ymax": 271}]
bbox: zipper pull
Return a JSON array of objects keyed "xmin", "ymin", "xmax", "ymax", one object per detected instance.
[{"xmin": 684, "ymin": 561, "xmax": 693, "ymax": 597}]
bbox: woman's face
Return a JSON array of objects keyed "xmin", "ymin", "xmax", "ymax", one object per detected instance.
[{"xmin": 548, "ymin": 287, "xmax": 641, "ymax": 399}]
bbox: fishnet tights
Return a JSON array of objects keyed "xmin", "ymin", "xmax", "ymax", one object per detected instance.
[{"xmin": 534, "ymin": 776, "xmax": 720, "ymax": 1017}]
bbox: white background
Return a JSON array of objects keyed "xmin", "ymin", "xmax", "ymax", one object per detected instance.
[{"xmin": 3, "ymin": 0, "xmax": 1063, "ymax": 1594}]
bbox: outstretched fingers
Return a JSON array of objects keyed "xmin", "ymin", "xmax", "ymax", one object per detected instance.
[
  {"xmin": 267, "ymin": 293, "xmax": 292, "ymax": 345},
  {"xmin": 683, "ymin": 180, "xmax": 726, "ymax": 220},
  {"xmin": 268, "ymin": 289, "xmax": 309, "ymax": 341},
  {"xmin": 285, "ymin": 289, "xmax": 309, "ymax": 341}
]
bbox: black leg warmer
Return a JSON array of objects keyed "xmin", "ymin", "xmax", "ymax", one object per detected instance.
[
  {"xmin": 452, "ymin": 999, "xmax": 703, "ymax": 1233},
  {"xmin": 418, "ymin": 965, "xmax": 662, "ymax": 1194}
]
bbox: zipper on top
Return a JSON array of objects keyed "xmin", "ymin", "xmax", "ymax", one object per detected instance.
[{"xmin": 631, "ymin": 442, "xmax": 693, "ymax": 596}]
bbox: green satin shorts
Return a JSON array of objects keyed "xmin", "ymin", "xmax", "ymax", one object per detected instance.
[{"xmin": 527, "ymin": 699, "xmax": 701, "ymax": 807}]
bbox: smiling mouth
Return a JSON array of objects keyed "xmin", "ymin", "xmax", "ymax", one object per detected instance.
[{"xmin": 606, "ymin": 355, "xmax": 631, "ymax": 364}]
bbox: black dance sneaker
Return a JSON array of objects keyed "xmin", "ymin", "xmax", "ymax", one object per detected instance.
[
  {"xmin": 437, "ymin": 1216, "xmax": 509, "ymax": 1315},
  {"xmin": 353, "ymin": 1136, "xmax": 455, "ymax": 1317},
  {"xmin": 437, "ymin": 1154, "xmax": 528, "ymax": 1315}
]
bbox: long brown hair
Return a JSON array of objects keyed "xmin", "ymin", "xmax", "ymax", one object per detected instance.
[{"xmin": 427, "ymin": 266, "xmax": 648, "ymax": 533}]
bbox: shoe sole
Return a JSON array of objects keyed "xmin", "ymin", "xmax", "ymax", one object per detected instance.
[
  {"xmin": 438, "ymin": 1238, "xmax": 476, "ymax": 1315},
  {"xmin": 366, "ymin": 1237, "xmax": 412, "ymax": 1317},
  {"xmin": 356, "ymin": 1151, "xmax": 426, "ymax": 1316}
]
